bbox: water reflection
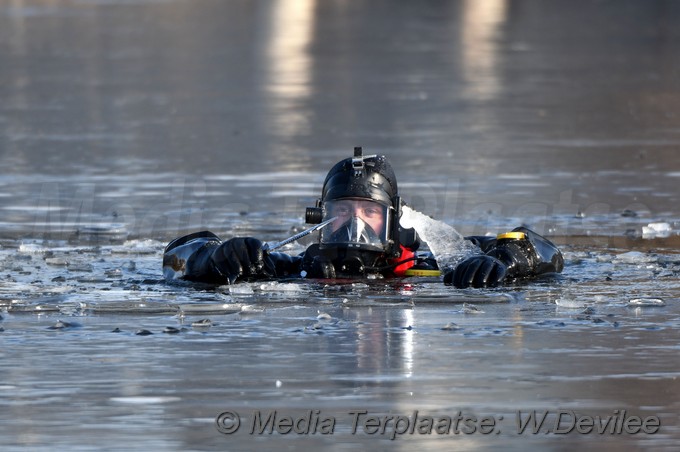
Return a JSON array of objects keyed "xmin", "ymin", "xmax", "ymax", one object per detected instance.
[
  {"xmin": 3, "ymin": 0, "xmax": 680, "ymax": 235},
  {"xmin": 460, "ymin": 0, "xmax": 507, "ymax": 101},
  {"xmin": 258, "ymin": 0, "xmax": 316, "ymax": 164},
  {"xmin": 352, "ymin": 308, "xmax": 415, "ymax": 377},
  {"xmin": 261, "ymin": 0, "xmax": 315, "ymax": 101}
]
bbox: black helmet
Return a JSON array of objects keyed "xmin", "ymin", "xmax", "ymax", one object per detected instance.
[
  {"xmin": 305, "ymin": 147, "xmax": 403, "ymax": 276},
  {"xmin": 321, "ymin": 148, "xmax": 398, "ymax": 206}
]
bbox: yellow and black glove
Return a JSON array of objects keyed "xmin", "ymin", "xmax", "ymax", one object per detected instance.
[{"xmin": 444, "ymin": 227, "xmax": 563, "ymax": 288}]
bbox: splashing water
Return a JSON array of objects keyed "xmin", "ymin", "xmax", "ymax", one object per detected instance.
[{"xmin": 400, "ymin": 206, "xmax": 479, "ymax": 270}]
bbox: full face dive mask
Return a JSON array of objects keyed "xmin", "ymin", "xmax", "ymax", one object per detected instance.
[{"xmin": 304, "ymin": 147, "xmax": 403, "ymax": 276}]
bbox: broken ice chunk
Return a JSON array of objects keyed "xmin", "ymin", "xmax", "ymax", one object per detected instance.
[
  {"xmin": 642, "ymin": 222, "xmax": 672, "ymax": 238},
  {"xmin": 628, "ymin": 298, "xmax": 665, "ymax": 307}
]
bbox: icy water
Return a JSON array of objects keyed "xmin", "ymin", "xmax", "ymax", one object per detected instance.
[{"xmin": 2, "ymin": 0, "xmax": 680, "ymax": 450}]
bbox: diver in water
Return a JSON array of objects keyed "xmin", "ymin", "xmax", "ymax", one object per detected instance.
[{"xmin": 163, "ymin": 147, "xmax": 563, "ymax": 288}]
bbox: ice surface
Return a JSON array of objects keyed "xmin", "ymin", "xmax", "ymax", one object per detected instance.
[
  {"xmin": 240, "ymin": 304, "xmax": 266, "ymax": 313},
  {"xmin": 111, "ymin": 239, "xmax": 165, "ymax": 254},
  {"xmin": 613, "ymin": 251, "xmax": 657, "ymax": 264},
  {"xmin": 109, "ymin": 396, "xmax": 180, "ymax": 405},
  {"xmin": 400, "ymin": 205, "xmax": 478, "ymax": 270},
  {"xmin": 45, "ymin": 257, "xmax": 68, "ymax": 266},
  {"xmin": 461, "ymin": 303, "xmax": 484, "ymax": 314},
  {"xmin": 642, "ymin": 222, "xmax": 672, "ymax": 238},
  {"xmin": 555, "ymin": 298, "xmax": 587, "ymax": 308},
  {"xmin": 18, "ymin": 243, "xmax": 48, "ymax": 254},
  {"xmin": 228, "ymin": 284, "xmax": 255, "ymax": 295},
  {"xmin": 258, "ymin": 281, "xmax": 307, "ymax": 292},
  {"xmin": 628, "ymin": 298, "xmax": 666, "ymax": 307}
]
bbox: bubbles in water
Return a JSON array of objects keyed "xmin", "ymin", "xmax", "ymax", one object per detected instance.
[{"xmin": 400, "ymin": 205, "xmax": 478, "ymax": 270}]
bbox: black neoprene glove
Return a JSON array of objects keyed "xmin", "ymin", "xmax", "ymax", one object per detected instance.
[
  {"xmin": 210, "ymin": 237, "xmax": 275, "ymax": 283},
  {"xmin": 443, "ymin": 255, "xmax": 508, "ymax": 288},
  {"xmin": 444, "ymin": 227, "xmax": 563, "ymax": 289}
]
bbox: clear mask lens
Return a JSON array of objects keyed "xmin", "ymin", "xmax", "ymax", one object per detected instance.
[{"xmin": 320, "ymin": 199, "xmax": 390, "ymax": 250}]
